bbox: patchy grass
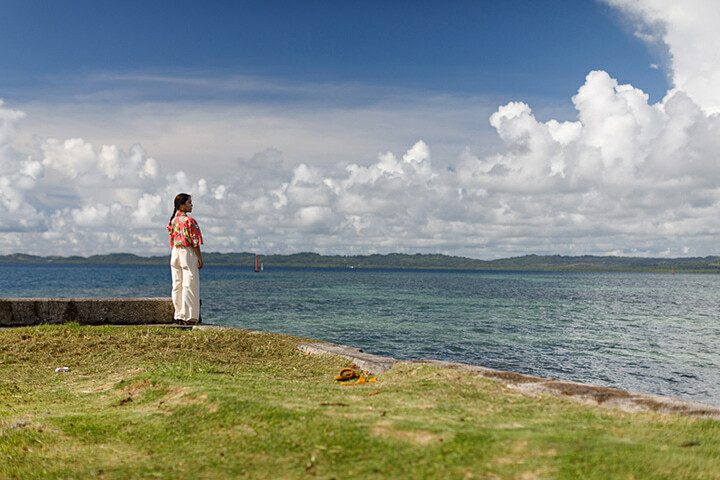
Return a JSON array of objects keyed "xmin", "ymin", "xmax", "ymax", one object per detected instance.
[{"xmin": 1, "ymin": 323, "xmax": 720, "ymax": 479}]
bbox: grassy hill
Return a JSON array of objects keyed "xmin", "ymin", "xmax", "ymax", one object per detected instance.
[{"xmin": 2, "ymin": 324, "xmax": 719, "ymax": 479}]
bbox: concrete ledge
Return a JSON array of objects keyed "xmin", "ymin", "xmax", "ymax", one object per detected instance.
[
  {"xmin": 297, "ymin": 342, "xmax": 398, "ymax": 374},
  {"xmin": 0, "ymin": 298, "xmax": 174, "ymax": 327}
]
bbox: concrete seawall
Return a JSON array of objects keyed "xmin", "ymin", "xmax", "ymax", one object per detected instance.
[{"xmin": 0, "ymin": 298, "xmax": 174, "ymax": 327}]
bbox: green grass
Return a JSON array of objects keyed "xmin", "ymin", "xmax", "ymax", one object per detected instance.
[{"xmin": 1, "ymin": 323, "xmax": 719, "ymax": 479}]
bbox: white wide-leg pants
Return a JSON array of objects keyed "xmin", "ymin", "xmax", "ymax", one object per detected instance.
[{"xmin": 170, "ymin": 246, "xmax": 200, "ymax": 321}]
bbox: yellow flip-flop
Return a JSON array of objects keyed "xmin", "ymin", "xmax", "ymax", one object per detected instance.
[
  {"xmin": 340, "ymin": 375, "xmax": 377, "ymax": 386},
  {"xmin": 334, "ymin": 368, "xmax": 359, "ymax": 381}
]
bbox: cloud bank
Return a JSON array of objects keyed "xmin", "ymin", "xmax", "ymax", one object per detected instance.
[
  {"xmin": 606, "ymin": 0, "xmax": 720, "ymax": 113},
  {"xmin": 2, "ymin": 1, "xmax": 720, "ymax": 259}
]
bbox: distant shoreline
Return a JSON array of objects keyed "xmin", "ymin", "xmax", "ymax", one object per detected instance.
[{"xmin": 1, "ymin": 252, "xmax": 719, "ymax": 273}]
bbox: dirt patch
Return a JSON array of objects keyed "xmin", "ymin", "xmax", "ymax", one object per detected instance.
[
  {"xmin": 372, "ymin": 421, "xmax": 453, "ymax": 445},
  {"xmin": 122, "ymin": 379, "xmax": 153, "ymax": 396},
  {"xmin": 517, "ymin": 468, "xmax": 554, "ymax": 479},
  {"xmin": 156, "ymin": 387, "xmax": 218, "ymax": 412},
  {"xmin": 77, "ymin": 368, "xmax": 146, "ymax": 395},
  {"xmin": 481, "ymin": 370, "xmax": 546, "ymax": 384},
  {"xmin": 106, "ymin": 381, "xmax": 217, "ymax": 413},
  {"xmin": 632, "ymin": 397, "xmax": 720, "ymax": 417},
  {"xmin": 540, "ymin": 382, "xmax": 632, "ymax": 404}
]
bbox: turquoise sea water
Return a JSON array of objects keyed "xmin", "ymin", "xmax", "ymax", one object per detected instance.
[{"xmin": 2, "ymin": 263, "xmax": 719, "ymax": 406}]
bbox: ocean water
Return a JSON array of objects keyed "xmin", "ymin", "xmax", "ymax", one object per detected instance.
[{"xmin": 1, "ymin": 263, "xmax": 719, "ymax": 406}]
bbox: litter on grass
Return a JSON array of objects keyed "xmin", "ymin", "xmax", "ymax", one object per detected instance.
[{"xmin": 334, "ymin": 365, "xmax": 377, "ymax": 386}]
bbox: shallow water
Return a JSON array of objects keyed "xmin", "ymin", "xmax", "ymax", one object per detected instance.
[{"xmin": 2, "ymin": 263, "xmax": 719, "ymax": 406}]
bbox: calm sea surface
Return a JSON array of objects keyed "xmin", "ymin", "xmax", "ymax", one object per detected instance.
[{"xmin": 2, "ymin": 263, "xmax": 719, "ymax": 406}]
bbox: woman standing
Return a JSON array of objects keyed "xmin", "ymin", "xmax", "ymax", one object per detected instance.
[{"xmin": 168, "ymin": 193, "xmax": 204, "ymax": 325}]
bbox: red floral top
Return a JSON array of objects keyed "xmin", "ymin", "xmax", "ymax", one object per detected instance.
[{"xmin": 167, "ymin": 212, "xmax": 203, "ymax": 248}]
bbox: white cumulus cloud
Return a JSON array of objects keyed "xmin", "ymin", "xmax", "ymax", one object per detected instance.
[
  {"xmin": 456, "ymin": 69, "xmax": 720, "ymax": 256},
  {"xmin": 605, "ymin": 0, "xmax": 720, "ymax": 113}
]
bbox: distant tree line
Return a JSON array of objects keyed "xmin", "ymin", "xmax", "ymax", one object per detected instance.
[{"xmin": 1, "ymin": 252, "xmax": 719, "ymax": 273}]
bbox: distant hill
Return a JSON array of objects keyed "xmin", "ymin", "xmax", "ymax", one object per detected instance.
[{"xmin": 1, "ymin": 252, "xmax": 718, "ymax": 273}]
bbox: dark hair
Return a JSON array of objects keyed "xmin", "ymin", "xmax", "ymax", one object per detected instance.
[{"xmin": 170, "ymin": 193, "xmax": 191, "ymax": 224}]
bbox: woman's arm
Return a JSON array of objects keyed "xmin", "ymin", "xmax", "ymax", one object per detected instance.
[{"xmin": 194, "ymin": 246, "xmax": 203, "ymax": 269}]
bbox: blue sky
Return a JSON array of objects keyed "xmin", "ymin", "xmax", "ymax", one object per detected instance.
[
  {"xmin": 2, "ymin": 1, "xmax": 666, "ymax": 102},
  {"xmin": 2, "ymin": 0, "xmax": 720, "ymax": 259}
]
